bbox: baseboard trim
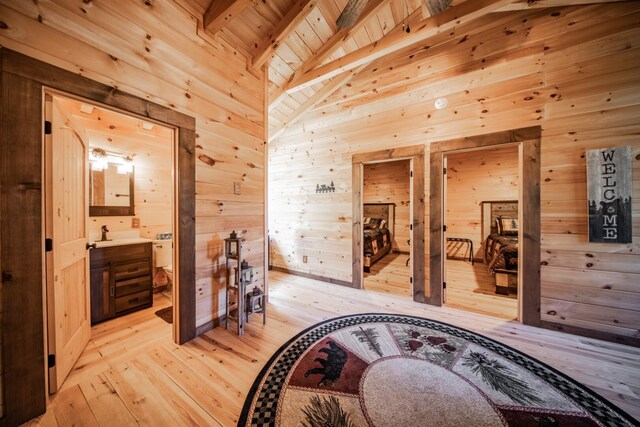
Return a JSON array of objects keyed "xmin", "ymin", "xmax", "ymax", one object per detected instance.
[
  {"xmin": 540, "ymin": 320, "xmax": 639, "ymax": 348},
  {"xmin": 195, "ymin": 315, "xmax": 225, "ymax": 337},
  {"xmin": 271, "ymin": 266, "xmax": 356, "ymax": 288}
]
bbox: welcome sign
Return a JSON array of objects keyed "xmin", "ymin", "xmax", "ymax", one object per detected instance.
[{"xmin": 587, "ymin": 146, "xmax": 632, "ymax": 243}]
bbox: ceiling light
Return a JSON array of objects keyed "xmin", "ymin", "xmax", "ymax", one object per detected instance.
[
  {"xmin": 79, "ymin": 103, "xmax": 94, "ymax": 114},
  {"xmin": 434, "ymin": 98, "xmax": 448, "ymax": 110}
]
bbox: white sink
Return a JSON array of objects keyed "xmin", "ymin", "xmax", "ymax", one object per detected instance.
[{"xmin": 93, "ymin": 237, "xmax": 154, "ymax": 248}]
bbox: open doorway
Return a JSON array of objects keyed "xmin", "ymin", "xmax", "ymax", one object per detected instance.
[
  {"xmin": 443, "ymin": 145, "xmax": 519, "ymax": 320},
  {"xmin": 429, "ymin": 127, "xmax": 541, "ymax": 326},
  {"xmin": 44, "ymin": 92, "xmax": 176, "ymax": 393},
  {"xmin": 352, "ymin": 145, "xmax": 426, "ymax": 302},
  {"xmin": 362, "ymin": 160, "xmax": 412, "ymax": 298}
]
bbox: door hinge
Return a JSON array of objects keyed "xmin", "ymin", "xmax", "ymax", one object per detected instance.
[
  {"xmin": 410, "ymin": 171, "xmax": 413, "ymax": 178},
  {"xmin": 443, "ymin": 225, "xmax": 447, "ymax": 232},
  {"xmin": 44, "ymin": 120, "xmax": 52, "ymax": 135},
  {"xmin": 410, "ymin": 224, "xmax": 413, "ymax": 231},
  {"xmin": 48, "ymin": 354, "xmax": 56, "ymax": 368},
  {"xmin": 45, "ymin": 238, "xmax": 53, "ymax": 252},
  {"xmin": 443, "ymin": 167, "xmax": 447, "ymax": 174},
  {"xmin": 410, "ymin": 277, "xmax": 413, "ymax": 284},
  {"xmin": 2, "ymin": 272, "xmax": 13, "ymax": 282},
  {"xmin": 443, "ymin": 281, "xmax": 447, "ymax": 289}
]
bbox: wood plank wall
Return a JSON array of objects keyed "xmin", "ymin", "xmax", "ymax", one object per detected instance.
[
  {"xmin": 446, "ymin": 145, "xmax": 519, "ymax": 260},
  {"xmin": 269, "ymin": 3, "xmax": 640, "ymax": 341},
  {"xmin": 0, "ymin": 1, "xmax": 266, "ymax": 330},
  {"xmin": 363, "ymin": 160, "xmax": 411, "ymax": 252}
]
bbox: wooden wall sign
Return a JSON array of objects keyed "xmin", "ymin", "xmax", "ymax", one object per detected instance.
[{"xmin": 587, "ymin": 146, "xmax": 633, "ymax": 243}]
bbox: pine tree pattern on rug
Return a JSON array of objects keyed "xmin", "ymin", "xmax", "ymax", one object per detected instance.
[{"xmin": 239, "ymin": 314, "xmax": 636, "ymax": 427}]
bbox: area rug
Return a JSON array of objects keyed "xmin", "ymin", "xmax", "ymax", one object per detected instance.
[
  {"xmin": 154, "ymin": 306, "xmax": 173, "ymax": 324},
  {"xmin": 239, "ymin": 313, "xmax": 635, "ymax": 426}
]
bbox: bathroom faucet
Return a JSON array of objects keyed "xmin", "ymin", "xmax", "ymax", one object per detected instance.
[{"xmin": 100, "ymin": 225, "xmax": 111, "ymax": 241}]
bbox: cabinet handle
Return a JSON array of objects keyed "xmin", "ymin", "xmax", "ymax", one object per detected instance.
[{"xmin": 110, "ymin": 286, "xmax": 114, "ymax": 297}]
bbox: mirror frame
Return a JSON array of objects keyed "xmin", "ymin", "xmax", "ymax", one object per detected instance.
[{"xmin": 89, "ymin": 164, "xmax": 135, "ymax": 216}]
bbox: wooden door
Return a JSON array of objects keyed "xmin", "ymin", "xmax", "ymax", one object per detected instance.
[{"xmin": 46, "ymin": 96, "xmax": 91, "ymax": 393}]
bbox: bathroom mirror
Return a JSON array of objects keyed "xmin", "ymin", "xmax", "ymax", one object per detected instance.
[{"xmin": 89, "ymin": 162, "xmax": 135, "ymax": 216}]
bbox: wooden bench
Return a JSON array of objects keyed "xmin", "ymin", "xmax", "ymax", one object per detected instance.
[{"xmin": 446, "ymin": 237, "xmax": 473, "ymax": 265}]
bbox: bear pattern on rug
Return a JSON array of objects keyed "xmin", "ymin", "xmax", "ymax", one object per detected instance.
[
  {"xmin": 240, "ymin": 314, "xmax": 636, "ymax": 427},
  {"xmin": 303, "ymin": 341, "xmax": 348, "ymax": 387}
]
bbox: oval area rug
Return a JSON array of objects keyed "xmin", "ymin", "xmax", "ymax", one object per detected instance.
[{"xmin": 238, "ymin": 313, "xmax": 636, "ymax": 426}]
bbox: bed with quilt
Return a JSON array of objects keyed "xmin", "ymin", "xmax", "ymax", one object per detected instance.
[
  {"xmin": 363, "ymin": 217, "xmax": 392, "ymax": 273},
  {"xmin": 481, "ymin": 202, "xmax": 519, "ymax": 295}
]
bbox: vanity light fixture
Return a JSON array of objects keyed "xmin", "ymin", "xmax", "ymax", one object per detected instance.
[
  {"xmin": 79, "ymin": 103, "xmax": 95, "ymax": 114},
  {"xmin": 90, "ymin": 148, "xmax": 108, "ymax": 171},
  {"xmin": 117, "ymin": 156, "xmax": 134, "ymax": 174},
  {"xmin": 90, "ymin": 147, "xmax": 134, "ymax": 174},
  {"xmin": 141, "ymin": 122, "xmax": 154, "ymax": 131}
]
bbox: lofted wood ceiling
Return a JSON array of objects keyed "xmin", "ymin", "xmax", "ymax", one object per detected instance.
[{"xmin": 177, "ymin": 0, "xmax": 625, "ymax": 140}]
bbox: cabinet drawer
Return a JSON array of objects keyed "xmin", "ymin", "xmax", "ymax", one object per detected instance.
[
  {"xmin": 116, "ymin": 277, "xmax": 151, "ymax": 298},
  {"xmin": 113, "ymin": 260, "xmax": 150, "ymax": 281},
  {"xmin": 115, "ymin": 290, "xmax": 151, "ymax": 313},
  {"xmin": 91, "ymin": 243, "xmax": 151, "ymax": 269}
]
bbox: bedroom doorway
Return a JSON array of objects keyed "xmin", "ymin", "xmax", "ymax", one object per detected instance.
[
  {"xmin": 442, "ymin": 145, "xmax": 519, "ymax": 320},
  {"xmin": 362, "ymin": 160, "xmax": 412, "ymax": 297},
  {"xmin": 429, "ymin": 127, "xmax": 541, "ymax": 327},
  {"xmin": 352, "ymin": 145, "xmax": 426, "ymax": 303}
]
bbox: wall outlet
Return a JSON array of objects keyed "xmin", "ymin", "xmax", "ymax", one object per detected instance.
[
  {"xmin": 303, "ymin": 255, "xmax": 308, "ymax": 263},
  {"xmin": 234, "ymin": 182, "xmax": 241, "ymax": 195},
  {"xmin": 131, "ymin": 217, "xmax": 140, "ymax": 228}
]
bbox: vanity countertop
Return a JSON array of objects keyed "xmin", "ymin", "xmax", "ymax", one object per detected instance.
[{"xmin": 93, "ymin": 237, "xmax": 154, "ymax": 248}]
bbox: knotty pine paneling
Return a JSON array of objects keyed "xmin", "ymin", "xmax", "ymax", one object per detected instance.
[
  {"xmin": 445, "ymin": 145, "xmax": 519, "ymax": 260},
  {"xmin": 269, "ymin": 3, "xmax": 640, "ymax": 341},
  {"xmin": 363, "ymin": 160, "xmax": 411, "ymax": 252},
  {"xmin": 0, "ymin": 0, "xmax": 266, "ymax": 329}
]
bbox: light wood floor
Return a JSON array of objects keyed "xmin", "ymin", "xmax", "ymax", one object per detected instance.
[
  {"xmin": 445, "ymin": 258, "xmax": 518, "ymax": 320},
  {"xmin": 364, "ymin": 253, "xmax": 518, "ymax": 320},
  {"xmin": 25, "ymin": 272, "xmax": 640, "ymax": 425},
  {"xmin": 364, "ymin": 252, "xmax": 411, "ymax": 297}
]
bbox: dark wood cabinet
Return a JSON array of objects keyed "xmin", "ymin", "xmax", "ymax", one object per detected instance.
[{"xmin": 90, "ymin": 242, "xmax": 153, "ymax": 325}]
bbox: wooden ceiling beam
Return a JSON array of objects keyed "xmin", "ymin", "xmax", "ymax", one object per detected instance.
[
  {"xmin": 252, "ymin": 0, "xmax": 319, "ymax": 70},
  {"xmin": 284, "ymin": 0, "xmax": 518, "ymax": 92},
  {"xmin": 203, "ymin": 0, "xmax": 253, "ymax": 34},
  {"xmin": 497, "ymin": 0, "xmax": 630, "ymax": 11},
  {"xmin": 422, "ymin": 0, "xmax": 453, "ymax": 19},
  {"xmin": 269, "ymin": 62, "xmax": 370, "ymax": 141},
  {"xmin": 282, "ymin": 0, "xmax": 391, "ymax": 99}
]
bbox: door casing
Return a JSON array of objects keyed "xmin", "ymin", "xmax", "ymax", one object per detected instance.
[
  {"xmin": 429, "ymin": 126, "xmax": 541, "ymax": 325},
  {"xmin": 352, "ymin": 145, "xmax": 426, "ymax": 302},
  {"xmin": 0, "ymin": 48, "xmax": 196, "ymax": 425}
]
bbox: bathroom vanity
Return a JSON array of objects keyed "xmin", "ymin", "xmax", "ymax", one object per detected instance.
[{"xmin": 90, "ymin": 240, "xmax": 153, "ymax": 324}]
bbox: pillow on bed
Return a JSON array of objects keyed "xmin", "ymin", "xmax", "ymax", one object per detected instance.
[
  {"xmin": 365, "ymin": 217, "xmax": 384, "ymax": 230},
  {"xmin": 497, "ymin": 217, "xmax": 518, "ymax": 236}
]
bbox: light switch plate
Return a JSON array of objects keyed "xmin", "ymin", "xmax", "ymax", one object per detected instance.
[
  {"xmin": 132, "ymin": 217, "xmax": 140, "ymax": 228},
  {"xmin": 303, "ymin": 255, "xmax": 308, "ymax": 263},
  {"xmin": 234, "ymin": 182, "xmax": 241, "ymax": 195}
]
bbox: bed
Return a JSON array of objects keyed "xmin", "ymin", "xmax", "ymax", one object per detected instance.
[
  {"xmin": 481, "ymin": 201, "xmax": 519, "ymax": 294},
  {"xmin": 363, "ymin": 203, "xmax": 394, "ymax": 273}
]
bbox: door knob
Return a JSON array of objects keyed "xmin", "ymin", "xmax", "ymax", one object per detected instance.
[{"xmin": 86, "ymin": 242, "xmax": 97, "ymax": 250}]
